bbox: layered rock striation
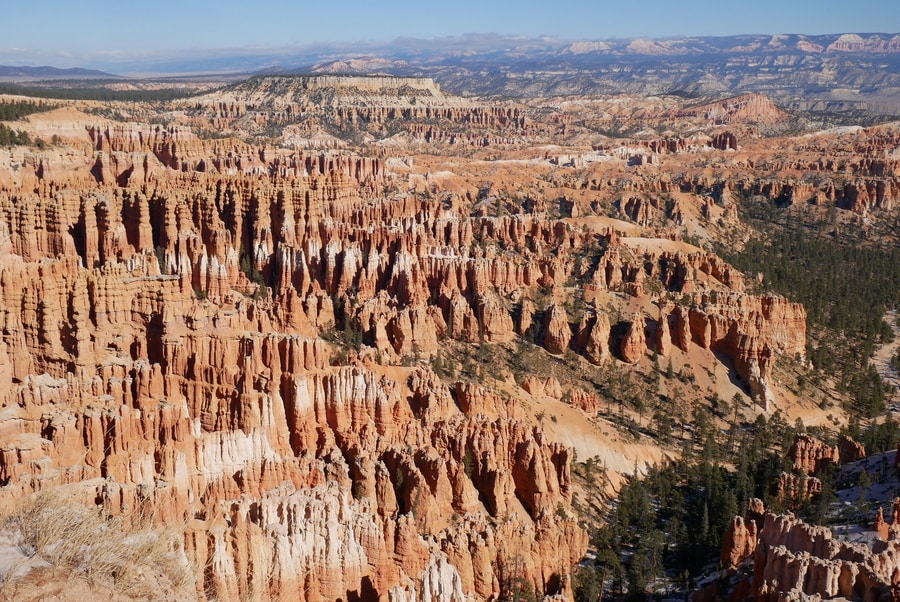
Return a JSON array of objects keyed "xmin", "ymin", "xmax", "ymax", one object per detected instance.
[{"xmin": 0, "ymin": 130, "xmax": 595, "ymax": 600}]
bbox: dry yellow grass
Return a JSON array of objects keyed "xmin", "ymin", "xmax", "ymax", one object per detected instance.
[{"xmin": 1, "ymin": 490, "xmax": 194, "ymax": 600}]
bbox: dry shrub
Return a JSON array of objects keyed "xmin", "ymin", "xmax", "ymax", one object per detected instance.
[{"xmin": 2, "ymin": 490, "xmax": 194, "ymax": 600}]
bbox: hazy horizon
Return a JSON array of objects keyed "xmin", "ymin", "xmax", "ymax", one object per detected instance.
[{"xmin": 3, "ymin": 0, "xmax": 899, "ymax": 72}]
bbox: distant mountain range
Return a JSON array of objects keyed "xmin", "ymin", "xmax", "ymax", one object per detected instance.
[
  {"xmin": 7, "ymin": 32, "xmax": 899, "ymax": 77},
  {"xmin": 0, "ymin": 65, "xmax": 118, "ymax": 80},
  {"xmin": 282, "ymin": 33, "xmax": 900, "ymax": 117},
  {"xmin": 1, "ymin": 33, "xmax": 898, "ymax": 117},
  {"xmin": 366, "ymin": 33, "xmax": 900, "ymax": 117}
]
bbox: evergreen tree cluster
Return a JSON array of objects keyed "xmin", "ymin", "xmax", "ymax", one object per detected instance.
[
  {"xmin": 0, "ymin": 83, "xmax": 200, "ymax": 103},
  {"xmin": 0, "ymin": 100, "xmax": 52, "ymax": 120},
  {"xmin": 576, "ymin": 412, "xmax": 808, "ymax": 601},
  {"xmin": 0, "ymin": 123, "xmax": 31, "ymax": 146},
  {"xmin": 724, "ymin": 228, "xmax": 900, "ymax": 418},
  {"xmin": 575, "ymin": 412, "xmax": 900, "ymax": 601}
]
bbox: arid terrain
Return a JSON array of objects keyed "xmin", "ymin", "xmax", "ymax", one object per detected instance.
[{"xmin": 0, "ymin": 52, "xmax": 898, "ymax": 602}]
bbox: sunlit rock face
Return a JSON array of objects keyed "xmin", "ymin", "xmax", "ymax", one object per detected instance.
[{"xmin": 0, "ymin": 130, "xmax": 587, "ymax": 600}]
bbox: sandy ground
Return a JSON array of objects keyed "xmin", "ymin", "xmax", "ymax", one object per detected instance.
[
  {"xmin": 618, "ymin": 236, "xmax": 702, "ymax": 255},
  {"xmin": 537, "ymin": 393, "xmax": 670, "ymax": 478},
  {"xmin": 565, "ymin": 216, "xmax": 642, "ymax": 236},
  {"xmin": 873, "ymin": 311, "xmax": 900, "ymax": 406}
]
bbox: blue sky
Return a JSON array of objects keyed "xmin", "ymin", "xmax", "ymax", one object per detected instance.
[{"xmin": 2, "ymin": 0, "xmax": 898, "ymax": 68}]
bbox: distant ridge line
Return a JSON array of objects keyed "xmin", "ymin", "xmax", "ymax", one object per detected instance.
[{"xmin": 0, "ymin": 65, "xmax": 119, "ymax": 79}]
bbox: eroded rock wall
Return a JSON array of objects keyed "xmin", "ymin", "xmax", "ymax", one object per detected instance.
[{"xmin": 0, "ymin": 137, "xmax": 590, "ymax": 601}]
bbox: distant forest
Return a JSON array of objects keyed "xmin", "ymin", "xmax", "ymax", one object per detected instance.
[
  {"xmin": 724, "ymin": 223, "xmax": 899, "ymax": 418},
  {"xmin": 0, "ymin": 83, "xmax": 200, "ymax": 102},
  {"xmin": 0, "ymin": 123, "xmax": 31, "ymax": 146},
  {"xmin": 0, "ymin": 99, "xmax": 53, "ymax": 120},
  {"xmin": 0, "ymin": 100, "xmax": 54, "ymax": 147}
]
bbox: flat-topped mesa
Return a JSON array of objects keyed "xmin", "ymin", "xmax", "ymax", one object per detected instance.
[
  {"xmin": 185, "ymin": 74, "xmax": 534, "ymax": 139},
  {"xmin": 826, "ymin": 32, "xmax": 900, "ymax": 53}
]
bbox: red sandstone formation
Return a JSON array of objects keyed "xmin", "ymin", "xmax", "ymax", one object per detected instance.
[
  {"xmin": 876, "ymin": 506, "xmax": 890, "ymax": 541},
  {"xmin": 838, "ymin": 434, "xmax": 867, "ymax": 464},
  {"xmin": 521, "ymin": 375, "xmax": 545, "ymax": 396},
  {"xmin": 669, "ymin": 94, "xmax": 789, "ymax": 126},
  {"xmin": 751, "ymin": 512, "xmax": 900, "ymax": 601},
  {"xmin": 178, "ymin": 76, "xmax": 538, "ymax": 145},
  {"xmin": 776, "ymin": 472, "xmax": 823, "ymax": 505},
  {"xmin": 578, "ymin": 309, "xmax": 612, "ymax": 365},
  {"xmin": 720, "ymin": 499, "xmax": 766, "ymax": 571},
  {"xmin": 788, "ymin": 433, "xmax": 865, "ymax": 475},
  {"xmin": 640, "ymin": 131, "xmax": 739, "ymax": 154},
  {"xmin": 676, "ymin": 292, "xmax": 806, "ymax": 409},
  {"xmin": 520, "ymin": 376, "xmax": 564, "ymax": 401},
  {"xmin": 592, "ymin": 241, "xmax": 746, "ymax": 302},
  {"xmin": 620, "ymin": 314, "xmax": 647, "ymax": 363},
  {"xmin": 567, "ymin": 388, "xmax": 602, "ymax": 413},
  {"xmin": 719, "ymin": 503, "xmax": 900, "ymax": 601},
  {"xmin": 789, "ymin": 434, "xmax": 840, "ymax": 474},
  {"xmin": 721, "ymin": 516, "xmax": 758, "ymax": 569},
  {"xmin": 543, "ymin": 304, "xmax": 572, "ymax": 355},
  {"xmin": 3, "ymin": 77, "xmax": 860, "ymax": 601},
  {"xmin": 0, "ymin": 133, "xmax": 591, "ymax": 600},
  {"xmin": 874, "ymin": 499, "xmax": 900, "ymax": 542},
  {"xmin": 654, "ymin": 305, "xmax": 672, "ymax": 356}
]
